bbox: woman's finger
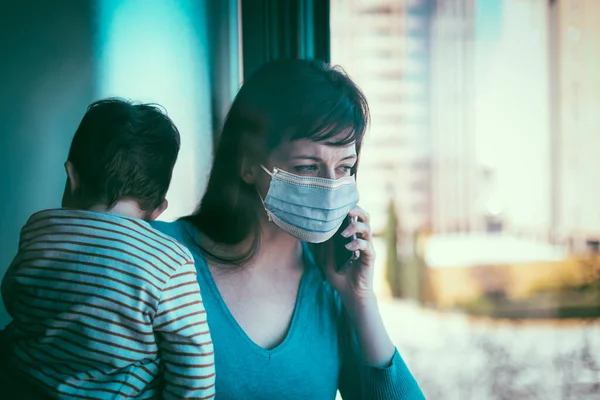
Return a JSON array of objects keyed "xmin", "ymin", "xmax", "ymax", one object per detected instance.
[
  {"xmin": 345, "ymin": 238, "xmax": 374, "ymax": 258},
  {"xmin": 341, "ymin": 221, "xmax": 372, "ymax": 241},
  {"xmin": 348, "ymin": 206, "xmax": 370, "ymax": 224}
]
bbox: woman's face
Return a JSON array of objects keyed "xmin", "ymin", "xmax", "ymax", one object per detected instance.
[{"xmin": 255, "ymin": 138, "xmax": 357, "ymax": 196}]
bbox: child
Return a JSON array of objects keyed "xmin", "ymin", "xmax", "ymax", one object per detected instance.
[{"xmin": 1, "ymin": 99, "xmax": 215, "ymax": 399}]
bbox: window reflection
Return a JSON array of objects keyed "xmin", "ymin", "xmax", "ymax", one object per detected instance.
[{"xmin": 331, "ymin": 0, "xmax": 600, "ymax": 398}]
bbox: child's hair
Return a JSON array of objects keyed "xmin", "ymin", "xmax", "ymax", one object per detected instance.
[{"xmin": 67, "ymin": 98, "xmax": 181, "ymax": 211}]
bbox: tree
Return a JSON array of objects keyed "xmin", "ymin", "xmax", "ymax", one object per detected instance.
[{"xmin": 384, "ymin": 198, "xmax": 403, "ymax": 297}]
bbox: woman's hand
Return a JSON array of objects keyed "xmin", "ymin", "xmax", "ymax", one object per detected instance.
[
  {"xmin": 324, "ymin": 206, "xmax": 397, "ymax": 367},
  {"xmin": 325, "ymin": 206, "xmax": 377, "ymax": 308}
]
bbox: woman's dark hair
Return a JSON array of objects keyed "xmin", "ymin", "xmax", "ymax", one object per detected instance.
[{"xmin": 184, "ymin": 59, "xmax": 370, "ymax": 265}]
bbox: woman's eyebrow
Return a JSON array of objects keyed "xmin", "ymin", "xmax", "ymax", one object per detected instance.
[
  {"xmin": 291, "ymin": 155, "xmax": 322, "ymax": 161},
  {"xmin": 291, "ymin": 154, "xmax": 357, "ymax": 161}
]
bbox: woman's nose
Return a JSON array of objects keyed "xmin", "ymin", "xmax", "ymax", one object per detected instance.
[{"xmin": 319, "ymin": 168, "xmax": 336, "ymax": 180}]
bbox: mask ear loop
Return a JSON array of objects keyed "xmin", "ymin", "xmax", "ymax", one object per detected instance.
[
  {"xmin": 260, "ymin": 164, "xmax": 276, "ymax": 176},
  {"xmin": 257, "ymin": 165, "xmax": 274, "ymax": 221},
  {"xmin": 255, "ymin": 188, "xmax": 272, "ymax": 222}
]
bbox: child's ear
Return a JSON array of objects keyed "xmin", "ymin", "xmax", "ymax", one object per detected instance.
[{"xmin": 149, "ymin": 199, "xmax": 168, "ymax": 221}]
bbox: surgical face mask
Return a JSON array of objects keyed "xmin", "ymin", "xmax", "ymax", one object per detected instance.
[{"xmin": 258, "ymin": 165, "xmax": 359, "ymax": 243}]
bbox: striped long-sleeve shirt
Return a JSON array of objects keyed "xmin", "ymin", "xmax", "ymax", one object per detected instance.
[{"xmin": 1, "ymin": 209, "xmax": 215, "ymax": 399}]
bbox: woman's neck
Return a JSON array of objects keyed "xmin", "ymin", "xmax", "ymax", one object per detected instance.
[
  {"xmin": 199, "ymin": 216, "xmax": 304, "ymax": 273},
  {"xmin": 255, "ymin": 218, "xmax": 303, "ymax": 272}
]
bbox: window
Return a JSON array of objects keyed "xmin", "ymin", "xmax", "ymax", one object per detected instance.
[{"xmin": 331, "ymin": 1, "xmax": 600, "ymax": 398}]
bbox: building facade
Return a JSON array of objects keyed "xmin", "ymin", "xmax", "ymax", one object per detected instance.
[
  {"xmin": 331, "ymin": 0, "xmax": 434, "ymax": 235},
  {"xmin": 429, "ymin": 0, "xmax": 478, "ymax": 233},
  {"xmin": 549, "ymin": 0, "xmax": 600, "ymax": 247}
]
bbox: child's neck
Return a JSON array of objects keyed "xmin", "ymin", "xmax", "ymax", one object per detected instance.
[{"xmin": 87, "ymin": 199, "xmax": 147, "ymax": 220}]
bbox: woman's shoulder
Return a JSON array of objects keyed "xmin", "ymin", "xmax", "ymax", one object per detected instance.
[
  {"xmin": 150, "ymin": 219, "xmax": 199, "ymax": 249},
  {"xmin": 151, "ymin": 218, "xmax": 187, "ymax": 236},
  {"xmin": 151, "ymin": 219, "xmax": 210, "ymax": 267}
]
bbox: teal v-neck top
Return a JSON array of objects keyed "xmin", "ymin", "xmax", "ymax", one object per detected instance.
[{"xmin": 151, "ymin": 220, "xmax": 424, "ymax": 399}]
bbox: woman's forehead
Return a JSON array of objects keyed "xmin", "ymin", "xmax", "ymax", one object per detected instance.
[{"xmin": 273, "ymin": 139, "xmax": 357, "ymax": 160}]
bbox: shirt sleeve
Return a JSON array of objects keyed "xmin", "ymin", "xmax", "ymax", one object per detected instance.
[
  {"xmin": 337, "ymin": 314, "xmax": 425, "ymax": 399},
  {"xmin": 153, "ymin": 260, "xmax": 216, "ymax": 400}
]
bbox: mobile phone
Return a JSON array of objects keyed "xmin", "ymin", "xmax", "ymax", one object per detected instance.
[{"xmin": 333, "ymin": 215, "xmax": 360, "ymax": 273}]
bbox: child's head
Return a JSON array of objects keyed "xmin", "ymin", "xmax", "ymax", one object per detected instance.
[{"xmin": 62, "ymin": 98, "xmax": 180, "ymax": 221}]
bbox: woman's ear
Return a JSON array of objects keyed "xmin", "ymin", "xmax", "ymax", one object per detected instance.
[
  {"xmin": 240, "ymin": 156, "xmax": 259, "ymax": 184},
  {"xmin": 64, "ymin": 161, "xmax": 80, "ymax": 193}
]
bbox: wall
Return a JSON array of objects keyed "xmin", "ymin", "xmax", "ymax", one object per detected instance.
[
  {"xmin": 95, "ymin": 0, "xmax": 215, "ymax": 221},
  {"xmin": 0, "ymin": 0, "xmax": 238, "ymax": 327},
  {"xmin": 0, "ymin": 1, "xmax": 95, "ymax": 326}
]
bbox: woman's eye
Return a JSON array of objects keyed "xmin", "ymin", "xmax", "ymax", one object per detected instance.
[
  {"xmin": 293, "ymin": 165, "xmax": 318, "ymax": 173},
  {"xmin": 337, "ymin": 165, "xmax": 353, "ymax": 175}
]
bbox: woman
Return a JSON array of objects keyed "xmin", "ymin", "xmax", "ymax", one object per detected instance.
[{"xmin": 152, "ymin": 59, "xmax": 424, "ymax": 399}]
